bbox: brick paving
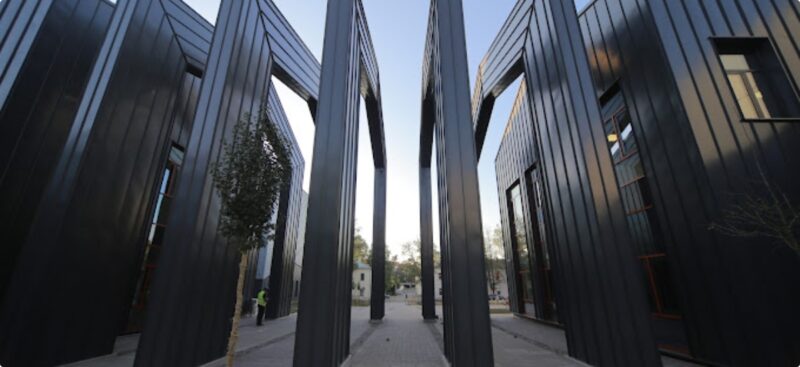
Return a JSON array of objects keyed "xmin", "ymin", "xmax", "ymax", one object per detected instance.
[
  {"xmin": 199, "ymin": 311, "xmax": 301, "ymax": 367},
  {"xmin": 487, "ymin": 315, "xmax": 587, "ymax": 367},
  {"xmin": 65, "ymin": 301, "xmax": 702, "ymax": 366},
  {"xmin": 232, "ymin": 306, "xmax": 373, "ymax": 367},
  {"xmin": 235, "ymin": 302, "xmax": 585, "ymax": 367},
  {"xmin": 346, "ymin": 302, "xmax": 443, "ymax": 367},
  {"xmin": 488, "ymin": 313, "xmax": 700, "ymax": 367}
]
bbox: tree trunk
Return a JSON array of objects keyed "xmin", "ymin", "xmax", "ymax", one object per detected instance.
[{"xmin": 226, "ymin": 253, "xmax": 249, "ymax": 367}]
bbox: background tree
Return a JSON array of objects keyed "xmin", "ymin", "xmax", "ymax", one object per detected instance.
[
  {"xmin": 353, "ymin": 226, "xmax": 371, "ymax": 265},
  {"xmin": 398, "ymin": 240, "xmax": 421, "ymax": 283},
  {"xmin": 385, "ymin": 249, "xmax": 398, "ymax": 294},
  {"xmin": 211, "ymin": 107, "xmax": 291, "ymax": 367},
  {"xmin": 484, "ymin": 224, "xmax": 505, "ymax": 295},
  {"xmin": 710, "ymin": 168, "xmax": 800, "ymax": 257}
]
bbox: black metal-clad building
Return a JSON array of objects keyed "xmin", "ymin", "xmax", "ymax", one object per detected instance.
[
  {"xmin": 0, "ymin": 0, "xmax": 316, "ymax": 366},
  {"xmin": 490, "ymin": 0, "xmax": 800, "ymax": 366}
]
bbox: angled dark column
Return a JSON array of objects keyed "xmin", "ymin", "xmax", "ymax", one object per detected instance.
[
  {"xmin": 370, "ymin": 167, "xmax": 386, "ymax": 321},
  {"xmin": 419, "ymin": 0, "xmax": 493, "ymax": 365},
  {"xmin": 294, "ymin": 0, "xmax": 362, "ymax": 365},
  {"xmin": 136, "ymin": 0, "xmax": 278, "ymax": 364},
  {"xmin": 419, "ymin": 166, "xmax": 437, "ymax": 320},
  {"xmin": 266, "ymin": 83, "xmax": 308, "ymax": 320},
  {"xmin": 295, "ymin": 0, "xmax": 386, "ymax": 365}
]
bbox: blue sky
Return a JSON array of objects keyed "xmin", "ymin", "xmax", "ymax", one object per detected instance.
[{"xmin": 184, "ymin": 0, "xmax": 592, "ymax": 258}]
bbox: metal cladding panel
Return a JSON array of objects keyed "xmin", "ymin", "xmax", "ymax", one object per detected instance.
[
  {"xmin": 0, "ymin": 0, "xmax": 112, "ymax": 315},
  {"xmin": 136, "ymin": 0, "xmax": 316, "ymax": 364},
  {"xmin": 420, "ymin": 1, "xmax": 494, "ymax": 365},
  {"xmin": 266, "ymin": 83, "xmax": 306, "ymax": 319},
  {"xmin": 370, "ymin": 167, "xmax": 387, "ymax": 320},
  {"xmin": 419, "ymin": 166, "xmax": 437, "ymax": 320},
  {"xmin": 260, "ymin": 0, "xmax": 321, "ymax": 102},
  {"xmin": 524, "ymin": 1, "xmax": 661, "ymax": 364},
  {"xmin": 474, "ymin": 0, "xmax": 662, "ymax": 366},
  {"xmin": 639, "ymin": 0, "xmax": 800, "ymax": 364},
  {"xmin": 294, "ymin": 1, "xmax": 361, "ymax": 364},
  {"xmin": 134, "ymin": 0, "xmax": 273, "ymax": 364},
  {"xmin": 0, "ymin": 0, "xmax": 192, "ymax": 365},
  {"xmin": 470, "ymin": 0, "xmax": 532, "ymax": 156},
  {"xmin": 161, "ymin": 0, "xmax": 214, "ymax": 69},
  {"xmin": 294, "ymin": 0, "xmax": 387, "ymax": 364},
  {"xmin": 0, "ymin": 0, "xmax": 312, "ymax": 365},
  {"xmin": 489, "ymin": 0, "xmax": 800, "ymax": 365},
  {"xmin": 493, "ymin": 82, "xmax": 544, "ymax": 318},
  {"xmin": 578, "ymin": 0, "xmax": 727, "ymax": 363},
  {"xmin": 0, "ymin": 0, "xmax": 55, "ymax": 109}
]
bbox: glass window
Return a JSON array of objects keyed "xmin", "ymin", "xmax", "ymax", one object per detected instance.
[
  {"xmin": 507, "ymin": 183, "xmax": 535, "ymax": 313},
  {"xmin": 600, "ymin": 89, "xmax": 681, "ymax": 320},
  {"xmin": 526, "ymin": 167, "xmax": 558, "ymax": 322},
  {"xmin": 715, "ymin": 38, "xmax": 800, "ymax": 120},
  {"xmin": 125, "ymin": 144, "xmax": 185, "ymax": 333}
]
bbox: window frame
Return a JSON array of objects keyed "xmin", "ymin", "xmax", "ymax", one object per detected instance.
[{"xmin": 711, "ymin": 36, "xmax": 800, "ymax": 123}]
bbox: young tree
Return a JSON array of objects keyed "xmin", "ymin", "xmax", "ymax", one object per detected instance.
[
  {"xmin": 399, "ymin": 240, "xmax": 421, "ymax": 283},
  {"xmin": 211, "ymin": 107, "xmax": 291, "ymax": 367},
  {"xmin": 710, "ymin": 168, "xmax": 799, "ymax": 257}
]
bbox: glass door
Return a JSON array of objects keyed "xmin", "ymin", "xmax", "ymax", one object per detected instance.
[
  {"xmin": 526, "ymin": 166, "xmax": 558, "ymax": 323},
  {"xmin": 507, "ymin": 183, "xmax": 535, "ymax": 315}
]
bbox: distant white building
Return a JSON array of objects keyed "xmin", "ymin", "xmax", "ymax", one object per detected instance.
[
  {"xmin": 352, "ymin": 262, "xmax": 371, "ymax": 300},
  {"xmin": 413, "ymin": 267, "xmax": 508, "ymax": 301}
]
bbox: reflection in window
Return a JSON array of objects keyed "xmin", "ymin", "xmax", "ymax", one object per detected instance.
[
  {"xmin": 507, "ymin": 183, "xmax": 535, "ymax": 314},
  {"xmin": 125, "ymin": 144, "xmax": 184, "ymax": 333},
  {"xmin": 526, "ymin": 167, "xmax": 557, "ymax": 322},
  {"xmin": 601, "ymin": 89, "xmax": 682, "ymax": 319},
  {"xmin": 715, "ymin": 38, "xmax": 800, "ymax": 120}
]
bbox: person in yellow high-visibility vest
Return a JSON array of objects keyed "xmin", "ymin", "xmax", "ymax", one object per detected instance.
[{"xmin": 256, "ymin": 288, "xmax": 268, "ymax": 326}]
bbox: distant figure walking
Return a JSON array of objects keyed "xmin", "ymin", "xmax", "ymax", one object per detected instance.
[{"xmin": 256, "ymin": 288, "xmax": 268, "ymax": 326}]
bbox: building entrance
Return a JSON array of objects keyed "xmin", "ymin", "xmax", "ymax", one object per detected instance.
[
  {"xmin": 508, "ymin": 183, "xmax": 536, "ymax": 315},
  {"xmin": 526, "ymin": 167, "xmax": 558, "ymax": 323}
]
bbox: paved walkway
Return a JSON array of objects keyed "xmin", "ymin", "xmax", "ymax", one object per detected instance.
[
  {"xmin": 489, "ymin": 315, "xmax": 583, "ymax": 367},
  {"xmin": 234, "ymin": 301, "xmax": 585, "ymax": 367},
  {"xmin": 64, "ymin": 301, "xmax": 701, "ymax": 366},
  {"xmin": 346, "ymin": 302, "xmax": 443, "ymax": 367},
  {"xmin": 230, "ymin": 306, "xmax": 373, "ymax": 367}
]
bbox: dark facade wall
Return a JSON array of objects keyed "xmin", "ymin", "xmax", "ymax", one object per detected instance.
[
  {"xmin": 0, "ymin": 0, "xmax": 310, "ymax": 365},
  {"xmin": 0, "ymin": 0, "xmax": 207, "ymax": 365},
  {"xmin": 0, "ymin": 0, "xmax": 113, "ymax": 310},
  {"xmin": 578, "ymin": 0, "xmax": 800, "ymax": 365},
  {"xmin": 579, "ymin": 0, "xmax": 727, "ymax": 362},
  {"xmin": 492, "ymin": 0, "xmax": 800, "ymax": 365},
  {"xmin": 266, "ymin": 84, "xmax": 306, "ymax": 319},
  {"xmin": 647, "ymin": 1, "xmax": 800, "ymax": 365},
  {"xmin": 474, "ymin": 1, "xmax": 661, "ymax": 365},
  {"xmin": 494, "ymin": 82, "xmax": 536, "ymax": 317},
  {"xmin": 0, "ymin": 0, "xmax": 57, "ymax": 108},
  {"xmin": 520, "ymin": 0, "xmax": 662, "ymax": 365},
  {"xmin": 134, "ymin": 0, "xmax": 308, "ymax": 365}
]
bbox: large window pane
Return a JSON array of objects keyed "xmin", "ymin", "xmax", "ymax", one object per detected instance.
[{"xmin": 716, "ymin": 38, "xmax": 800, "ymax": 119}]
